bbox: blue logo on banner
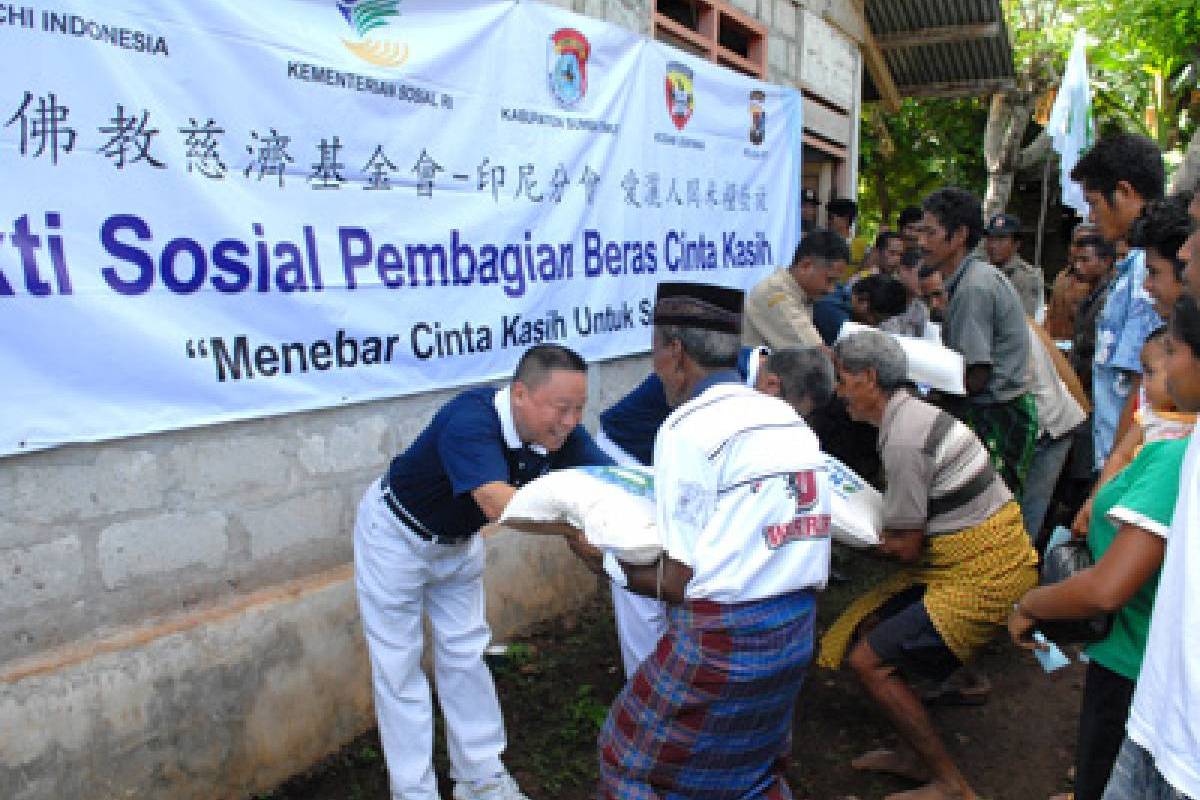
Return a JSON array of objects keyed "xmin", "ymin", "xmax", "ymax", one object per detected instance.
[{"xmin": 548, "ymin": 28, "xmax": 590, "ymax": 109}]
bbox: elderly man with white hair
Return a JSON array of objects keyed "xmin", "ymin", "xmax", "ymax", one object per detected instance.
[{"xmin": 817, "ymin": 330, "xmax": 1038, "ymax": 800}]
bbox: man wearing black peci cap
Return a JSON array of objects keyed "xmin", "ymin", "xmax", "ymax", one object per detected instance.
[
  {"xmin": 985, "ymin": 212, "xmax": 1044, "ymax": 317},
  {"xmin": 563, "ymin": 281, "xmax": 833, "ymax": 800},
  {"xmin": 352, "ymin": 344, "xmax": 611, "ymax": 800}
]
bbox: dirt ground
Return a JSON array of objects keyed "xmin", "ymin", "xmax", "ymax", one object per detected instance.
[{"xmin": 263, "ymin": 550, "xmax": 1084, "ymax": 800}]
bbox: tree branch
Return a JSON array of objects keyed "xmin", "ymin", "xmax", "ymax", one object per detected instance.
[{"xmin": 1016, "ymin": 130, "xmax": 1052, "ymax": 171}]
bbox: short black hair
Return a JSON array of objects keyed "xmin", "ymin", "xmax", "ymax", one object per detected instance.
[
  {"xmin": 794, "ymin": 228, "xmax": 851, "ymax": 264},
  {"xmin": 921, "ymin": 187, "xmax": 984, "ymax": 250},
  {"xmin": 917, "ymin": 265, "xmax": 940, "ymax": 280},
  {"xmin": 1128, "ymin": 191, "xmax": 1194, "ymax": 279},
  {"xmin": 1171, "ymin": 294, "xmax": 1200, "ymax": 359},
  {"xmin": 827, "ymin": 198, "xmax": 858, "ymax": 223},
  {"xmin": 900, "ymin": 249, "xmax": 922, "ymax": 269},
  {"xmin": 852, "ymin": 274, "xmax": 908, "ymax": 318},
  {"xmin": 514, "ymin": 344, "xmax": 587, "ymax": 387},
  {"xmin": 1069, "ymin": 133, "xmax": 1165, "ymax": 204},
  {"xmin": 875, "ymin": 230, "xmax": 902, "ymax": 250},
  {"xmin": 897, "ymin": 206, "xmax": 923, "ymax": 228},
  {"xmin": 1076, "ymin": 235, "xmax": 1117, "ymax": 263}
]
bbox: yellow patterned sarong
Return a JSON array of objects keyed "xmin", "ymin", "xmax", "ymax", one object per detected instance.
[{"xmin": 818, "ymin": 502, "xmax": 1038, "ymax": 668}]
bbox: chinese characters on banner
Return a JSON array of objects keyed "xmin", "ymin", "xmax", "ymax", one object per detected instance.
[{"xmin": 0, "ymin": 0, "xmax": 803, "ymax": 455}]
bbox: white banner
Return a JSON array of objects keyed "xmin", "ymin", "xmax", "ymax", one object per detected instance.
[{"xmin": 0, "ymin": 0, "xmax": 802, "ymax": 455}]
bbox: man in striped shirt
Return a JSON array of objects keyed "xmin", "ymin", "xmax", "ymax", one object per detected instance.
[{"xmin": 819, "ymin": 329, "xmax": 1039, "ymax": 800}]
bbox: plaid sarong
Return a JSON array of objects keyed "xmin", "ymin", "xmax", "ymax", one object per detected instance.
[{"xmin": 596, "ymin": 590, "xmax": 815, "ymax": 800}]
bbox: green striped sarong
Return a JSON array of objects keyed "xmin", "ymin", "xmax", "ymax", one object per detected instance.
[{"xmin": 964, "ymin": 392, "xmax": 1038, "ymax": 501}]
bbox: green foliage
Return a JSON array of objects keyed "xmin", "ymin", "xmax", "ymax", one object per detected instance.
[
  {"xmin": 1001, "ymin": 0, "xmax": 1078, "ymax": 91},
  {"xmin": 858, "ymin": 0, "xmax": 1199, "ymax": 229},
  {"xmin": 857, "ymin": 98, "xmax": 989, "ymax": 238},
  {"xmin": 568, "ymin": 683, "xmax": 610, "ymax": 733},
  {"xmin": 506, "ymin": 642, "xmax": 535, "ymax": 663},
  {"xmin": 1076, "ymin": 0, "xmax": 1199, "ymax": 154}
]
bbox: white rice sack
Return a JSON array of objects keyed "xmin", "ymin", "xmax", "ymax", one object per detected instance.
[
  {"xmin": 500, "ymin": 465, "xmax": 663, "ymax": 564},
  {"xmin": 838, "ymin": 320, "xmax": 966, "ymax": 396},
  {"xmin": 823, "ymin": 453, "xmax": 882, "ymax": 548}
]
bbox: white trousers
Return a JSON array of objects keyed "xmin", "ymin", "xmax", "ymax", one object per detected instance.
[
  {"xmin": 595, "ymin": 428, "xmax": 669, "ymax": 679},
  {"xmin": 353, "ymin": 480, "xmax": 505, "ymax": 800}
]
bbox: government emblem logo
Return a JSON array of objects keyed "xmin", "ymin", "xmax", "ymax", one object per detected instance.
[
  {"xmin": 548, "ymin": 28, "xmax": 590, "ymax": 109},
  {"xmin": 665, "ymin": 61, "xmax": 694, "ymax": 130},
  {"xmin": 337, "ymin": 0, "xmax": 409, "ymax": 68},
  {"xmin": 749, "ymin": 89, "xmax": 766, "ymax": 145}
]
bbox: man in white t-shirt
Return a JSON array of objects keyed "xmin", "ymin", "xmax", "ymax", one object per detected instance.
[{"xmin": 567, "ymin": 281, "xmax": 834, "ymax": 799}]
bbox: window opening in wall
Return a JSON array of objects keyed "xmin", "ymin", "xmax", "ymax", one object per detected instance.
[
  {"xmin": 651, "ymin": 0, "xmax": 766, "ymax": 80},
  {"xmin": 657, "ymin": 0, "xmax": 700, "ymax": 30},
  {"xmin": 718, "ymin": 17, "xmax": 751, "ymax": 59}
]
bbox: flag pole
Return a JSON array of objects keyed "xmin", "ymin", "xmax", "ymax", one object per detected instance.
[{"xmin": 1035, "ymin": 154, "xmax": 1051, "ymax": 271}]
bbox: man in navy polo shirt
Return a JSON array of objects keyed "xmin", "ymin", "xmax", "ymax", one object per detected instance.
[{"xmin": 353, "ymin": 344, "xmax": 611, "ymax": 800}]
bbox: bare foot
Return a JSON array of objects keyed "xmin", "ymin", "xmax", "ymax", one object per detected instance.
[
  {"xmin": 883, "ymin": 781, "xmax": 976, "ymax": 800},
  {"xmin": 850, "ymin": 748, "xmax": 931, "ymax": 783}
]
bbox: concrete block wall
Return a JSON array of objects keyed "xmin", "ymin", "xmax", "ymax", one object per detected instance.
[
  {"xmin": 708, "ymin": 0, "xmax": 801, "ymax": 85},
  {"xmin": 538, "ymin": 0, "xmax": 653, "ymax": 35},
  {"xmin": 0, "ymin": 354, "xmax": 651, "ymax": 800}
]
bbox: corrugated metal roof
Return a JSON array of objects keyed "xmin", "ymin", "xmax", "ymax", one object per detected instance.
[{"xmin": 862, "ymin": 0, "xmax": 1015, "ymax": 101}]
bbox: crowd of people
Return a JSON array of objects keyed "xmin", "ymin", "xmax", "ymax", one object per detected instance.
[{"xmin": 349, "ymin": 131, "xmax": 1200, "ymax": 800}]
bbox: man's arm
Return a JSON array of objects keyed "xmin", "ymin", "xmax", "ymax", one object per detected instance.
[
  {"xmin": 564, "ymin": 531, "xmax": 693, "ymax": 604},
  {"xmin": 944, "ymin": 284, "xmax": 997, "ymax": 396},
  {"xmin": 472, "ymin": 482, "xmax": 516, "ymax": 522},
  {"xmin": 437, "ymin": 400, "xmax": 517, "ymax": 522}
]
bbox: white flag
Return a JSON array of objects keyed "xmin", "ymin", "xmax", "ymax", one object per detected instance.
[{"xmin": 1046, "ymin": 30, "xmax": 1093, "ymax": 217}]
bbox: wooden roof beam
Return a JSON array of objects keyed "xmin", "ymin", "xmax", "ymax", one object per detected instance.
[
  {"xmin": 846, "ymin": 0, "xmax": 901, "ymax": 113},
  {"xmin": 897, "ymin": 77, "xmax": 1017, "ymax": 99},
  {"xmin": 876, "ymin": 22, "xmax": 1002, "ymax": 51}
]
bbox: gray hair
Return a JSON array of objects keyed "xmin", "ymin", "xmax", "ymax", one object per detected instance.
[
  {"xmin": 656, "ymin": 324, "xmax": 740, "ymax": 369},
  {"xmin": 833, "ymin": 330, "xmax": 908, "ymax": 390},
  {"xmin": 766, "ymin": 347, "xmax": 835, "ymax": 409}
]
